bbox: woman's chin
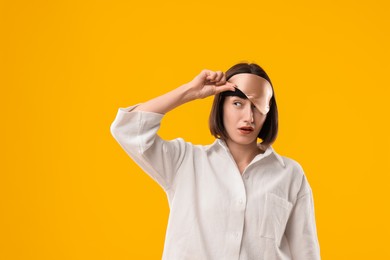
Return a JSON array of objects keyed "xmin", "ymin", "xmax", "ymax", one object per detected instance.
[{"xmin": 227, "ymin": 136, "xmax": 258, "ymax": 147}]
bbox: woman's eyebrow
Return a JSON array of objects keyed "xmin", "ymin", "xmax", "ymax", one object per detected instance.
[
  {"xmin": 232, "ymin": 96, "xmax": 246, "ymax": 101},
  {"xmin": 231, "ymin": 94, "xmax": 249, "ymax": 100}
]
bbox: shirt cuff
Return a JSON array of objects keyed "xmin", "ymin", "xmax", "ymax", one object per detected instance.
[{"xmin": 114, "ymin": 104, "xmax": 165, "ymax": 131}]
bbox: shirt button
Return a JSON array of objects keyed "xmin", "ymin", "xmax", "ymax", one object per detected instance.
[
  {"xmin": 244, "ymin": 174, "xmax": 249, "ymax": 179},
  {"xmin": 233, "ymin": 232, "xmax": 239, "ymax": 238},
  {"xmin": 238, "ymin": 199, "xmax": 244, "ymax": 204}
]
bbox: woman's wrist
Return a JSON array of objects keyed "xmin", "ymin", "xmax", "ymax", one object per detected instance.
[{"xmin": 179, "ymin": 83, "xmax": 200, "ymax": 103}]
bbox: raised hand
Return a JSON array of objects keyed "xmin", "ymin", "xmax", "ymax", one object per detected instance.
[{"xmin": 187, "ymin": 69, "xmax": 236, "ymax": 99}]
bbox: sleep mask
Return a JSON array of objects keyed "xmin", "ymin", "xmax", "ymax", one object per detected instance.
[{"xmin": 225, "ymin": 73, "xmax": 273, "ymax": 115}]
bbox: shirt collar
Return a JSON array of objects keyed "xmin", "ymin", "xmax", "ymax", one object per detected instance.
[
  {"xmin": 207, "ymin": 139, "xmax": 286, "ymax": 168},
  {"xmin": 267, "ymin": 145, "xmax": 286, "ymax": 168}
]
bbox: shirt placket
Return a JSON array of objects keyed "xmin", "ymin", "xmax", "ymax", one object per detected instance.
[
  {"xmin": 218, "ymin": 144, "xmax": 248, "ymax": 259},
  {"xmin": 218, "ymin": 141, "xmax": 274, "ymax": 259}
]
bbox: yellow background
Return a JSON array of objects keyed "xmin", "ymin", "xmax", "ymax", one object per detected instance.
[{"xmin": 1, "ymin": 0, "xmax": 389, "ymax": 259}]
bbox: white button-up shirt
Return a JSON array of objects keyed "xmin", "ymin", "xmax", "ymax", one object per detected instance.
[{"xmin": 110, "ymin": 105, "xmax": 321, "ymax": 260}]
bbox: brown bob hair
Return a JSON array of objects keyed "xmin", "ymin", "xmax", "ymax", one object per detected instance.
[{"xmin": 209, "ymin": 62, "xmax": 278, "ymax": 149}]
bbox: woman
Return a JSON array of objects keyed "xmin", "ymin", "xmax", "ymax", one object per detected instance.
[{"xmin": 110, "ymin": 62, "xmax": 321, "ymax": 260}]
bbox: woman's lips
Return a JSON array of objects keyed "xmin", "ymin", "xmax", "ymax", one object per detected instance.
[{"xmin": 238, "ymin": 127, "xmax": 254, "ymax": 134}]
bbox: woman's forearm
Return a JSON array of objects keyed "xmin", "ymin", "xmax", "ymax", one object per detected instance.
[
  {"xmin": 133, "ymin": 69, "xmax": 235, "ymax": 115},
  {"xmin": 133, "ymin": 83, "xmax": 196, "ymax": 114}
]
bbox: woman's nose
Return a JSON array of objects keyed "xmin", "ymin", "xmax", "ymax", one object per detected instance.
[{"xmin": 243, "ymin": 106, "xmax": 254, "ymax": 123}]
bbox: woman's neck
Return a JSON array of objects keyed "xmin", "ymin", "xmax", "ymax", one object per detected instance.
[{"xmin": 225, "ymin": 139, "xmax": 264, "ymax": 174}]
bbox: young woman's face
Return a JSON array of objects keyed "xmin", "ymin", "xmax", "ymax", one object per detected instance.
[{"xmin": 222, "ymin": 96, "xmax": 267, "ymax": 146}]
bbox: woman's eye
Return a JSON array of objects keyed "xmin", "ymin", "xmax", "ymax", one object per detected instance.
[{"xmin": 233, "ymin": 101, "xmax": 242, "ymax": 107}]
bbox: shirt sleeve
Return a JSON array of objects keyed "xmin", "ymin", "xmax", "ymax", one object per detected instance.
[
  {"xmin": 110, "ymin": 104, "xmax": 188, "ymax": 191},
  {"xmin": 285, "ymin": 174, "xmax": 321, "ymax": 260}
]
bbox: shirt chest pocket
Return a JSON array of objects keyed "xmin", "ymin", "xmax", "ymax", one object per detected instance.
[{"xmin": 260, "ymin": 192, "xmax": 293, "ymax": 248}]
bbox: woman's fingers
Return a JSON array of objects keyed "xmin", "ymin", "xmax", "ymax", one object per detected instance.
[
  {"xmin": 206, "ymin": 71, "xmax": 218, "ymax": 82},
  {"xmin": 214, "ymin": 71, "xmax": 226, "ymax": 85},
  {"xmin": 215, "ymin": 82, "xmax": 236, "ymax": 94},
  {"xmin": 200, "ymin": 69, "xmax": 234, "ymax": 94},
  {"xmin": 214, "ymin": 71, "xmax": 223, "ymax": 81},
  {"xmin": 193, "ymin": 69, "xmax": 236, "ymax": 99},
  {"xmin": 205, "ymin": 70, "xmax": 227, "ymax": 85}
]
